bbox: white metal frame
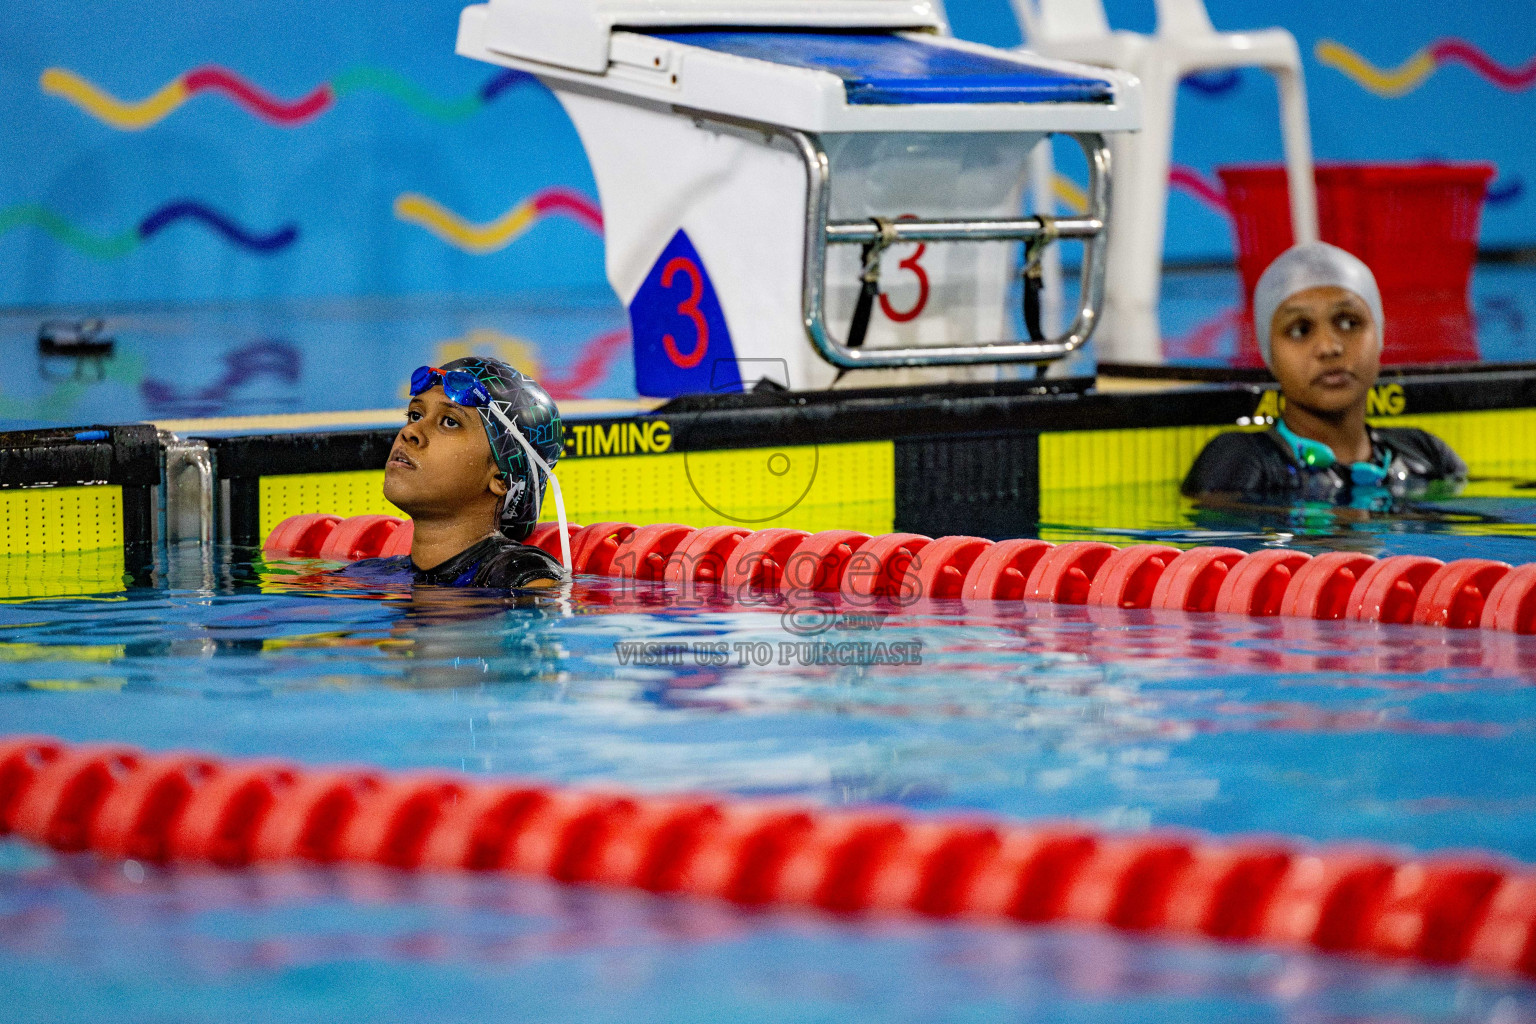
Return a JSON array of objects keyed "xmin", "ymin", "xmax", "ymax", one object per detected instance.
[
  {"xmin": 456, "ymin": 2, "xmax": 1140, "ymax": 381},
  {"xmin": 786, "ymin": 123, "xmax": 1113, "ymax": 368},
  {"xmin": 1012, "ymin": 0, "xmax": 1317, "ymax": 362}
]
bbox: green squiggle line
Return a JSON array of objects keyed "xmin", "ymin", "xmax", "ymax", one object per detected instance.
[
  {"xmin": 0, "ymin": 205, "xmax": 138, "ymax": 259},
  {"xmin": 330, "ymin": 65, "xmax": 482, "ymax": 122}
]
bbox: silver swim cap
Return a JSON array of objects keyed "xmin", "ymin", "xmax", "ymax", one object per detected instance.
[{"xmin": 1253, "ymin": 241, "xmax": 1384, "ymax": 365}]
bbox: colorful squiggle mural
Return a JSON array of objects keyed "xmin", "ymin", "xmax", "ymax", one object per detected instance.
[
  {"xmin": 1051, "ymin": 176, "xmax": 1088, "ymax": 215},
  {"xmin": 1316, "ymin": 39, "xmax": 1536, "ymax": 97},
  {"xmin": 1180, "ymin": 69, "xmax": 1242, "ymax": 96},
  {"xmin": 0, "ymin": 200, "xmax": 297, "ymax": 258},
  {"xmin": 1168, "ymin": 166, "xmax": 1231, "ymax": 214},
  {"xmin": 432, "ymin": 326, "xmax": 629, "ymax": 400},
  {"xmin": 542, "ymin": 328, "xmax": 629, "ymax": 400},
  {"xmin": 40, "ymin": 65, "xmax": 536, "ymax": 130},
  {"xmin": 1052, "ymin": 168, "xmax": 1230, "ymax": 216},
  {"xmin": 1164, "ymin": 308, "xmax": 1245, "ymax": 362},
  {"xmin": 1057, "ymin": 165, "xmax": 1519, "ymax": 221},
  {"xmin": 141, "ymin": 339, "xmax": 302, "ymax": 416},
  {"xmin": 393, "ymin": 187, "xmax": 603, "ymax": 254},
  {"xmin": 1489, "ymin": 177, "xmax": 1526, "ymax": 205}
]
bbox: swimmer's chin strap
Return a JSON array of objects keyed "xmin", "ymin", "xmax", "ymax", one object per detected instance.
[
  {"xmin": 1275, "ymin": 419, "xmax": 1391, "ymax": 487},
  {"xmin": 486, "ymin": 402, "xmax": 571, "ymax": 576}
]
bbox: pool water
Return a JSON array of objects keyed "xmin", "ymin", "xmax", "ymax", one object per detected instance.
[{"xmin": 4, "ymin": 539, "xmax": 1536, "ymax": 1022}]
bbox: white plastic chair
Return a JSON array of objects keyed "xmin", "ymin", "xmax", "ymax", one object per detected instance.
[{"xmin": 1013, "ymin": 0, "xmax": 1318, "ymax": 362}]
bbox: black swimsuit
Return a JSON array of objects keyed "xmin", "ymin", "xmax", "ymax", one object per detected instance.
[
  {"xmin": 1182, "ymin": 426, "xmax": 1467, "ymax": 505},
  {"xmin": 342, "ymin": 534, "xmax": 565, "ymax": 588}
]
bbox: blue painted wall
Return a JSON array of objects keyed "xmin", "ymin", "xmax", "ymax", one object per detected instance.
[{"xmin": 2, "ymin": 0, "xmax": 1532, "ymax": 306}]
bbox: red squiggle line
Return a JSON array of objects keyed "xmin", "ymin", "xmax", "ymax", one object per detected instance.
[
  {"xmin": 183, "ymin": 66, "xmax": 333, "ymax": 125},
  {"xmin": 1165, "ymin": 307, "xmax": 1245, "ymax": 361},
  {"xmin": 543, "ymin": 329, "xmax": 629, "ymax": 400},
  {"xmin": 1428, "ymin": 40, "xmax": 1536, "ymax": 91},
  {"xmin": 531, "ymin": 187, "xmax": 604, "ymax": 234},
  {"xmin": 1169, "ymin": 165, "xmax": 1230, "ymax": 215}
]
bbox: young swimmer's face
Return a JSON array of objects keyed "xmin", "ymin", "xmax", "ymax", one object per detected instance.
[
  {"xmin": 1267, "ymin": 285, "xmax": 1380, "ymax": 416},
  {"xmin": 383, "ymin": 386, "xmax": 508, "ymax": 519}
]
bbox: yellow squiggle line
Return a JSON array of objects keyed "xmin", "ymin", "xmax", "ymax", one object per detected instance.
[
  {"xmin": 393, "ymin": 193, "xmax": 537, "ymax": 254},
  {"xmin": 1052, "ymin": 176, "xmax": 1089, "ymax": 215},
  {"xmin": 39, "ymin": 67, "xmax": 189, "ymax": 131},
  {"xmin": 1314, "ymin": 40, "xmax": 1437, "ymax": 98}
]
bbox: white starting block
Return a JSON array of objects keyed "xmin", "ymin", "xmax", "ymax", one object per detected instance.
[{"xmin": 457, "ymin": 0, "xmax": 1140, "ymax": 395}]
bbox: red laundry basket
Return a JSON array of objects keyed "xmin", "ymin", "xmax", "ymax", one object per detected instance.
[{"xmin": 1216, "ymin": 162, "xmax": 1494, "ymax": 365}]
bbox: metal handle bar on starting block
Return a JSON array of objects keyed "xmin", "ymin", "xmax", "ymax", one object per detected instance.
[
  {"xmin": 683, "ymin": 110, "xmax": 1112, "ymax": 370},
  {"xmin": 796, "ymin": 122, "xmax": 1109, "ymax": 371}
]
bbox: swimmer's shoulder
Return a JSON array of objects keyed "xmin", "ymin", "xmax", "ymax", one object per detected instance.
[
  {"xmin": 1182, "ymin": 428, "xmax": 1296, "ymax": 497},
  {"xmin": 470, "ymin": 536, "xmax": 566, "ymax": 589},
  {"xmin": 338, "ymin": 555, "xmax": 414, "ymax": 578},
  {"xmin": 1374, "ymin": 426, "xmax": 1468, "ymax": 480}
]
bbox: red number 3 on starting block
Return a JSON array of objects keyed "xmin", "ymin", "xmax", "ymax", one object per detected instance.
[{"xmin": 661, "ymin": 256, "xmax": 709, "ymax": 369}]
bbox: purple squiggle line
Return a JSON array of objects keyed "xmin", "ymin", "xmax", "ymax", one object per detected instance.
[
  {"xmin": 1181, "ymin": 69, "xmax": 1241, "ymax": 95},
  {"xmin": 141, "ymin": 339, "xmax": 301, "ymax": 416},
  {"xmin": 1488, "ymin": 177, "xmax": 1525, "ymax": 205},
  {"xmin": 136, "ymin": 200, "xmax": 297, "ymax": 253},
  {"xmin": 479, "ymin": 69, "xmax": 537, "ymax": 103}
]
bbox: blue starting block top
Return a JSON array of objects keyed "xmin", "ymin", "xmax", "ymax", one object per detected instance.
[{"xmin": 652, "ymin": 30, "xmax": 1114, "ymax": 106}]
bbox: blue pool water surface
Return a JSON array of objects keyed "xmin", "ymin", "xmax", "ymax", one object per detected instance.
[{"xmin": 4, "ymin": 543, "xmax": 1536, "ymax": 1022}]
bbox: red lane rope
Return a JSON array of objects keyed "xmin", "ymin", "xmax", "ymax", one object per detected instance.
[
  {"xmin": 271, "ymin": 515, "xmax": 1536, "ymax": 636},
  {"xmin": 2, "ymin": 735, "xmax": 1533, "ymax": 979}
]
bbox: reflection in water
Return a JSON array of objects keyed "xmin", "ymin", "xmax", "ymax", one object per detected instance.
[
  {"xmin": 0, "ymin": 293, "xmax": 632, "ymax": 424},
  {"xmin": 141, "ymin": 338, "xmax": 301, "ymax": 417}
]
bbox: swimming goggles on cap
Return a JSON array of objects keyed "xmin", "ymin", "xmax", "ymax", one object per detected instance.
[
  {"xmin": 1276, "ymin": 419, "xmax": 1392, "ymax": 487},
  {"xmin": 407, "ymin": 365, "xmax": 572, "ymax": 575},
  {"xmin": 409, "ymin": 366, "xmax": 492, "ymax": 408}
]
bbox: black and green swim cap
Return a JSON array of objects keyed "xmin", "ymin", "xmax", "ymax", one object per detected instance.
[{"xmin": 440, "ymin": 356, "xmax": 563, "ymax": 542}]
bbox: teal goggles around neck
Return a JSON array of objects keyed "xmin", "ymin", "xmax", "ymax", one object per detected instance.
[{"xmin": 1276, "ymin": 419, "xmax": 1391, "ymax": 487}]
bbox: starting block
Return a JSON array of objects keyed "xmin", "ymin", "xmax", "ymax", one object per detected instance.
[{"xmin": 457, "ymin": 0, "xmax": 1140, "ymax": 395}]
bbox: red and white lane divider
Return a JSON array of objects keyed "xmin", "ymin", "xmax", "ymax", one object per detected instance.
[
  {"xmin": 2, "ymin": 735, "xmax": 1534, "ymax": 979},
  {"xmin": 265, "ymin": 514, "xmax": 1536, "ymax": 634}
]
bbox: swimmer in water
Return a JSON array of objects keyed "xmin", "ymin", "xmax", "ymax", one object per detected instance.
[
  {"xmin": 345, "ymin": 357, "xmax": 566, "ymax": 588},
  {"xmin": 1182, "ymin": 242, "xmax": 1465, "ymax": 507}
]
